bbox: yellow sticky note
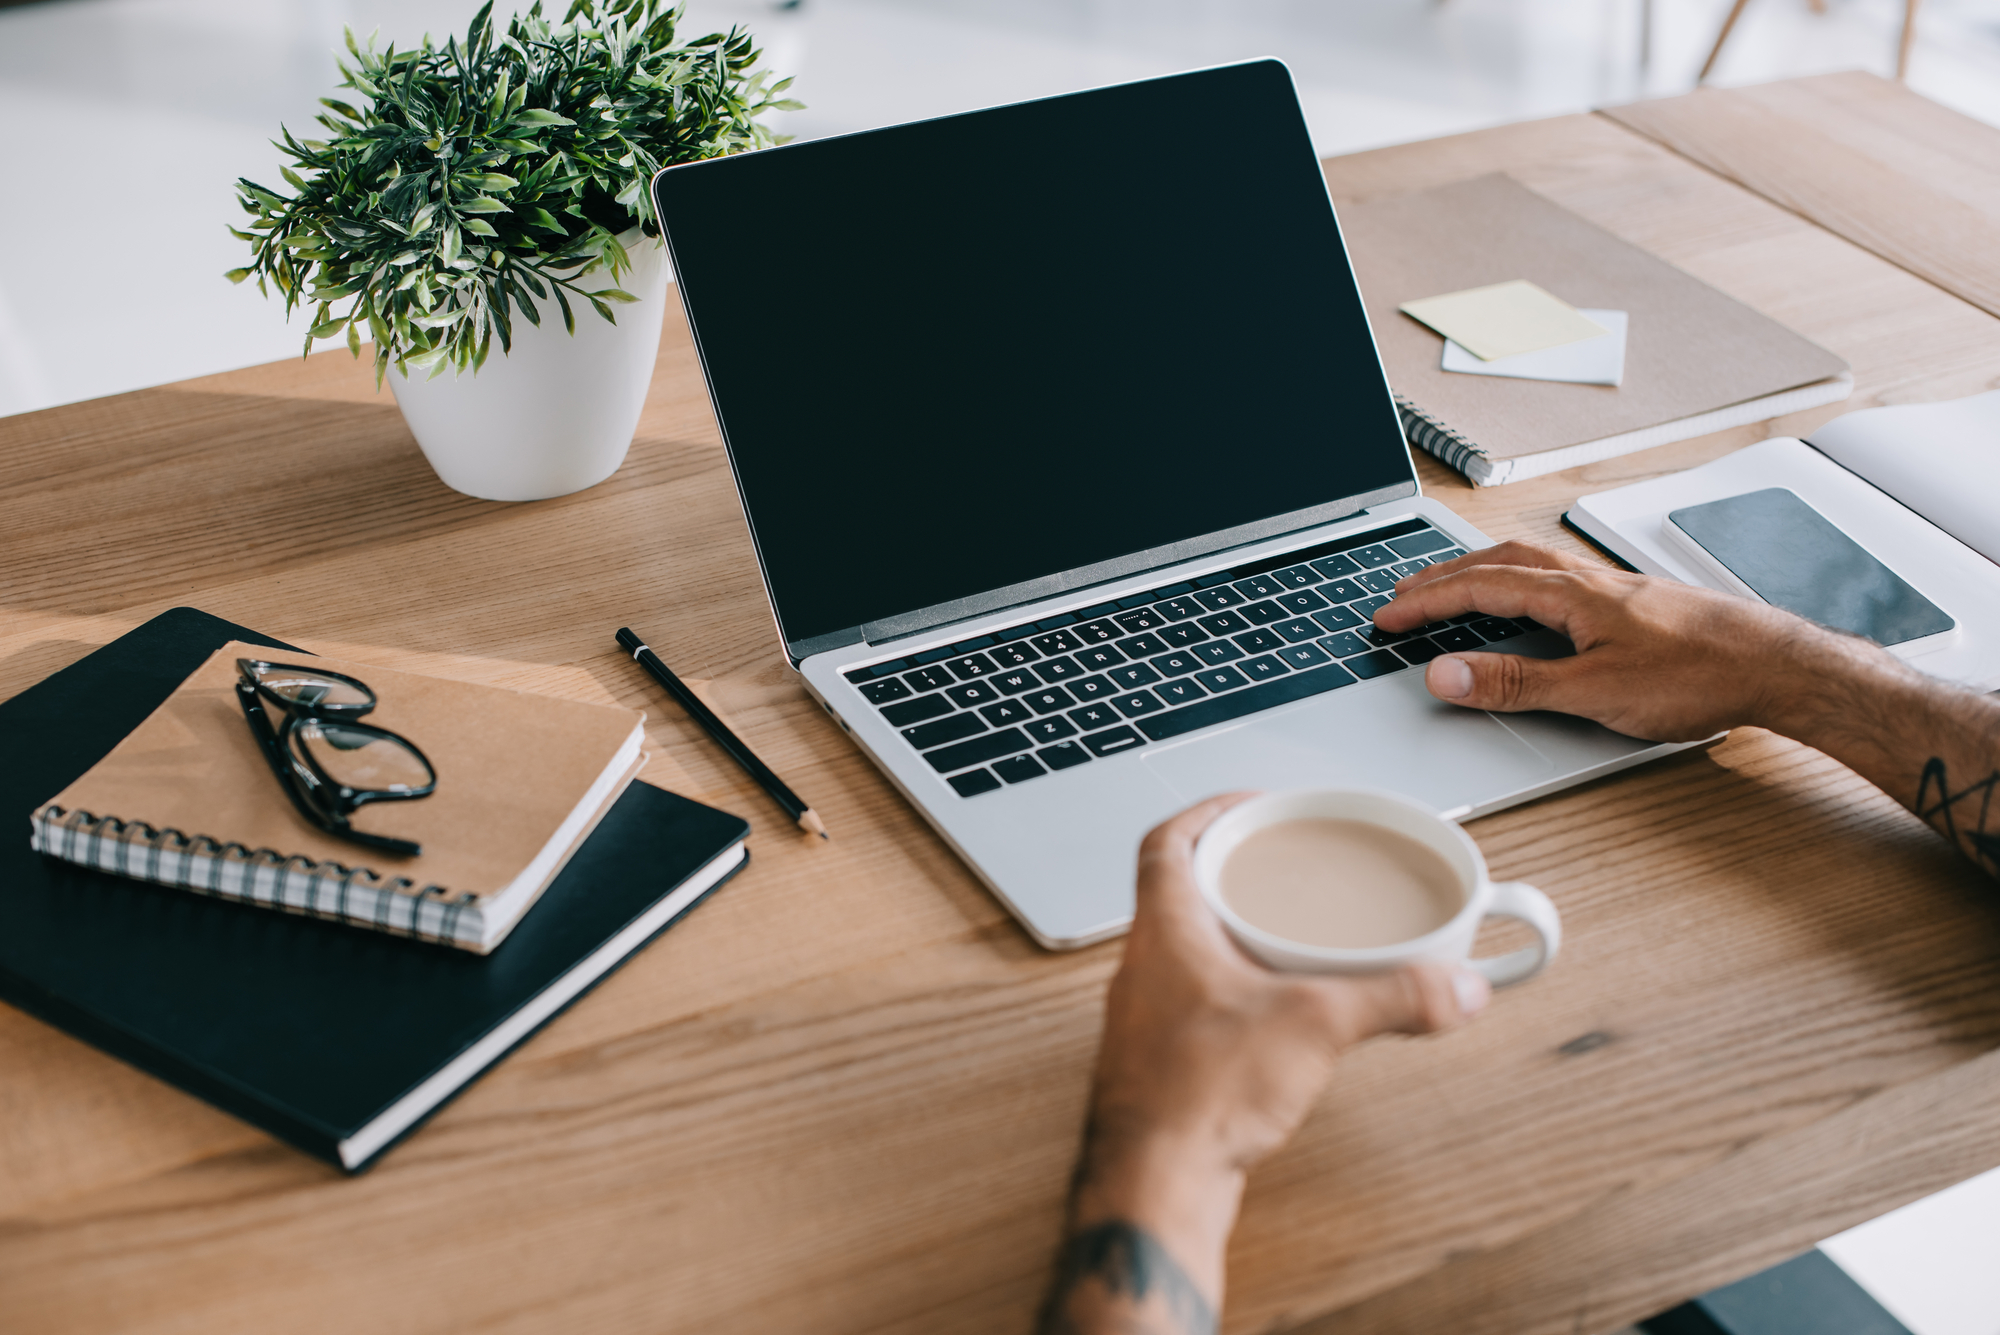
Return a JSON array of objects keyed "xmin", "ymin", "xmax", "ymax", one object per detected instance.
[{"xmin": 1399, "ymin": 280, "xmax": 1609, "ymax": 362}]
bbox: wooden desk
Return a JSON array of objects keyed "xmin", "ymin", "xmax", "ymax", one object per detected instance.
[{"xmin": 4, "ymin": 71, "xmax": 1999, "ymax": 1335}]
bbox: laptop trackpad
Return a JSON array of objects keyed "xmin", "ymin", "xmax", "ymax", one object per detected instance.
[{"xmin": 1141, "ymin": 671, "xmax": 1555, "ymax": 814}]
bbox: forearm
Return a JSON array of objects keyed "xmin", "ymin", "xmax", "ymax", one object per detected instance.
[
  {"xmin": 1038, "ymin": 1133, "xmax": 1241, "ymax": 1335},
  {"xmin": 1756, "ymin": 630, "xmax": 2000, "ymax": 877}
]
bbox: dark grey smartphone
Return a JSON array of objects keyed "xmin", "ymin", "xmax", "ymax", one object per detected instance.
[{"xmin": 1664, "ymin": 487, "xmax": 1954, "ymax": 648}]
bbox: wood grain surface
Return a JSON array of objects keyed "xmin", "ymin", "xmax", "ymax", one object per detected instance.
[
  {"xmin": 1605, "ymin": 71, "xmax": 2000, "ymax": 321},
  {"xmin": 4, "ymin": 77, "xmax": 2000, "ymax": 1335}
]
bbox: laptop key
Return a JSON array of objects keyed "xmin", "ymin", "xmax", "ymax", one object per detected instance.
[
  {"xmin": 1277, "ymin": 643, "xmax": 1331, "ymax": 670},
  {"xmin": 1157, "ymin": 595, "xmax": 1206, "ymax": 621},
  {"xmin": 1358, "ymin": 624, "xmax": 1408, "ymax": 647},
  {"xmin": 1271, "ymin": 564, "xmax": 1322, "ymax": 588},
  {"xmin": 1038, "ymin": 740, "xmax": 1092, "ymax": 770},
  {"xmin": 1317, "ymin": 631, "xmax": 1370, "ymax": 657},
  {"xmin": 1196, "ymin": 610, "xmax": 1250, "ymax": 636},
  {"xmin": 1312, "ymin": 605, "xmax": 1365, "ymax": 634},
  {"xmin": 1023, "ymin": 686, "xmax": 1078, "ymax": 714},
  {"xmin": 1345, "ymin": 650, "xmax": 1407, "ymax": 679},
  {"xmin": 904, "ymin": 666, "xmax": 955, "ymax": 693},
  {"xmin": 1138, "ymin": 662, "xmax": 1359, "ymax": 742},
  {"xmin": 882, "ymin": 694, "xmax": 955, "ymax": 727},
  {"xmin": 1111, "ymin": 690, "xmax": 1165, "ymax": 718},
  {"xmin": 1194, "ymin": 666, "xmax": 1249, "ymax": 692},
  {"xmin": 1072, "ymin": 619, "xmax": 1121, "ymax": 643},
  {"xmin": 1387, "ymin": 529, "xmax": 1454, "ymax": 559},
  {"xmin": 1240, "ymin": 655, "xmax": 1291, "ymax": 681},
  {"xmin": 1352, "ymin": 569, "xmax": 1400, "ymax": 595},
  {"xmin": 1389, "ymin": 560, "xmax": 1428, "ymax": 579},
  {"xmin": 1351, "ymin": 594, "xmax": 1392, "ymax": 619},
  {"xmin": 1320, "ymin": 577, "xmax": 1366, "ymax": 603},
  {"xmin": 1309, "ymin": 553, "xmax": 1361, "ymax": 579},
  {"xmin": 1068, "ymin": 702, "xmax": 1122, "ymax": 731},
  {"xmin": 940, "ymin": 655, "xmax": 996, "ymax": 679},
  {"xmin": 992, "ymin": 668, "xmax": 1041, "ymax": 694},
  {"xmin": 1082, "ymin": 726, "xmax": 1146, "ymax": 758},
  {"xmin": 1074, "ymin": 645, "xmax": 1127, "ymax": 671},
  {"xmin": 1031, "ymin": 629, "xmax": 1084, "ymax": 655},
  {"xmin": 1033, "ymin": 656, "xmax": 1086, "ymax": 683},
  {"xmin": 859, "ymin": 677, "xmax": 912, "ymax": 705},
  {"xmin": 943, "ymin": 681, "xmax": 1001, "ymax": 708},
  {"xmin": 1397, "ymin": 638, "xmax": 1446, "ymax": 665},
  {"xmin": 992, "ymin": 755, "xmax": 1047, "ymax": 784},
  {"xmin": 1239, "ymin": 601, "xmax": 1291, "ymax": 626},
  {"xmin": 1115, "ymin": 632, "xmax": 1169, "ymax": 658},
  {"xmin": 1430, "ymin": 626, "xmax": 1486, "ymax": 654},
  {"xmin": 1351, "ymin": 544, "xmax": 1398, "ymax": 568},
  {"xmin": 1155, "ymin": 678, "xmax": 1209, "ymax": 706},
  {"xmin": 1114, "ymin": 607, "xmax": 1167, "ymax": 633},
  {"xmin": 926, "ymin": 729, "xmax": 1032, "ymax": 773},
  {"xmin": 1233, "ymin": 629, "xmax": 1285, "ymax": 653},
  {"xmin": 1272, "ymin": 618, "xmax": 1321, "ymax": 644},
  {"xmin": 989, "ymin": 641, "xmax": 1041, "ymax": 667},
  {"xmin": 1158, "ymin": 623, "xmax": 1210, "ymax": 647},
  {"xmin": 980, "ymin": 699, "xmax": 1035, "ymax": 727},
  {"xmin": 1234, "ymin": 575, "xmax": 1283, "ymax": 599},
  {"xmin": 904, "ymin": 713, "xmax": 986, "ymax": 749},
  {"xmin": 1150, "ymin": 651, "xmax": 1203, "ymax": 677},
  {"xmin": 1190, "ymin": 640, "xmax": 1245, "ymax": 665},
  {"xmin": 1273, "ymin": 589, "xmax": 1329, "ymax": 615},
  {"xmin": 1191, "ymin": 585, "xmax": 1246, "ymax": 611},
  {"xmin": 1470, "ymin": 616, "xmax": 1524, "ymax": 641},
  {"xmin": 948, "ymin": 769, "xmax": 1004, "ymax": 798},
  {"xmin": 1067, "ymin": 675, "xmax": 1116, "ymax": 701},
  {"xmin": 1106, "ymin": 664, "xmax": 1163, "ymax": 689},
  {"xmin": 1025, "ymin": 716, "xmax": 1079, "ymax": 743}
]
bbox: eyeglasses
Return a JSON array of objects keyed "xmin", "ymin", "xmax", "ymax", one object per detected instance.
[{"xmin": 235, "ymin": 659, "xmax": 438, "ymax": 856}]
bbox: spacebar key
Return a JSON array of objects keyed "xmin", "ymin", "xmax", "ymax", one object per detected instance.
[
  {"xmin": 1136, "ymin": 663, "xmax": 1358, "ymax": 741},
  {"xmin": 925, "ymin": 728, "xmax": 1032, "ymax": 773}
]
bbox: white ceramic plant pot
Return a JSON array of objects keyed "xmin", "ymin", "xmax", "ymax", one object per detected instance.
[{"xmin": 388, "ymin": 229, "xmax": 671, "ymax": 502}]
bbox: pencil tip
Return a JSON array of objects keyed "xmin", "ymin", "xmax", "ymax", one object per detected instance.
[{"xmin": 799, "ymin": 809, "xmax": 829, "ymax": 840}]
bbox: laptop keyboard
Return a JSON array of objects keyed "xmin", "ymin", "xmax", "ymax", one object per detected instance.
[{"xmin": 839, "ymin": 518, "xmax": 1539, "ymax": 797}]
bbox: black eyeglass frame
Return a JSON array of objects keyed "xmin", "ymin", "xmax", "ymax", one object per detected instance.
[{"xmin": 234, "ymin": 658, "xmax": 438, "ymax": 856}]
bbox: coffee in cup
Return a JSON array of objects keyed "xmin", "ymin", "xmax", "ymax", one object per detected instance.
[{"xmin": 1192, "ymin": 789, "xmax": 1561, "ymax": 985}]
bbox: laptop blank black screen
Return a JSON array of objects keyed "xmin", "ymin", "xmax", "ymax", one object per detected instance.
[{"xmin": 652, "ymin": 60, "xmax": 1414, "ymax": 650}]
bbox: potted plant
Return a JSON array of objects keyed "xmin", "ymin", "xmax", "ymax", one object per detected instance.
[{"xmin": 230, "ymin": 0, "xmax": 797, "ymax": 501}]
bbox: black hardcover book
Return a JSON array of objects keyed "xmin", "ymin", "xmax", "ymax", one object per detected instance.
[{"xmin": 0, "ymin": 608, "xmax": 750, "ymax": 1172}]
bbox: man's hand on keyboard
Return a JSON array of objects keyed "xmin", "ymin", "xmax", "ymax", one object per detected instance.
[
  {"xmin": 1375, "ymin": 541, "xmax": 1837, "ymax": 742},
  {"xmin": 1380, "ymin": 541, "xmax": 2000, "ymax": 882}
]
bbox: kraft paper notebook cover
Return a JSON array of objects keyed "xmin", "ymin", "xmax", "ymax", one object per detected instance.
[
  {"xmin": 32, "ymin": 641, "xmax": 646, "ymax": 952},
  {"xmin": 1338, "ymin": 174, "xmax": 1853, "ymax": 485},
  {"xmin": 0, "ymin": 608, "xmax": 751, "ymax": 1171}
]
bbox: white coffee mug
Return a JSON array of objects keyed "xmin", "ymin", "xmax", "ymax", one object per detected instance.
[{"xmin": 1191, "ymin": 789, "xmax": 1561, "ymax": 986}]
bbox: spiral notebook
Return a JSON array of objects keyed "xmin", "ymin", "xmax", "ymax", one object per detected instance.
[
  {"xmin": 1337, "ymin": 174, "xmax": 1853, "ymax": 485},
  {"xmin": 2, "ymin": 608, "xmax": 751, "ymax": 1170},
  {"xmin": 31, "ymin": 641, "xmax": 646, "ymax": 953}
]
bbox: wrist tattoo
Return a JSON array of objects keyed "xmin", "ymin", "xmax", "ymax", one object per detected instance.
[
  {"xmin": 1916, "ymin": 758, "xmax": 2000, "ymax": 878},
  {"xmin": 1036, "ymin": 1219, "xmax": 1218, "ymax": 1335}
]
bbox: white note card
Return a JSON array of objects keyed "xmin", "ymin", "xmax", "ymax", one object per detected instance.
[{"xmin": 1441, "ymin": 309, "xmax": 1627, "ymax": 386}]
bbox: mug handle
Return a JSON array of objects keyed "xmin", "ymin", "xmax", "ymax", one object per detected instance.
[{"xmin": 1469, "ymin": 882, "xmax": 1562, "ymax": 988}]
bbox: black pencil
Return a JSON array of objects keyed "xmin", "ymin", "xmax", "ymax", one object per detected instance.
[{"xmin": 614, "ymin": 627, "xmax": 828, "ymax": 839}]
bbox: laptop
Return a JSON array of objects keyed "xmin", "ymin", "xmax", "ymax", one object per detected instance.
[{"xmin": 650, "ymin": 59, "xmax": 1683, "ymax": 949}]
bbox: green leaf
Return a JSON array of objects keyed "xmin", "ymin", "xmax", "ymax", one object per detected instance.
[
  {"xmin": 468, "ymin": 172, "xmax": 519, "ymax": 190},
  {"xmin": 459, "ymin": 195, "xmax": 511, "ymax": 213},
  {"xmin": 586, "ymin": 286, "xmax": 637, "ymax": 303},
  {"xmin": 224, "ymin": 267, "xmax": 253, "ymax": 284},
  {"xmin": 464, "ymin": 217, "xmax": 499, "ymax": 236},
  {"xmin": 512, "ymin": 107, "xmax": 576, "ymax": 126}
]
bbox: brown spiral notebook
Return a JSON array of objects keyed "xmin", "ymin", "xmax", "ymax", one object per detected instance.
[
  {"xmin": 30, "ymin": 642, "xmax": 646, "ymax": 953},
  {"xmin": 1338, "ymin": 174, "xmax": 1853, "ymax": 485}
]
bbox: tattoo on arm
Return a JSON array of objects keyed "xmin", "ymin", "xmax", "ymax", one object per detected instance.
[
  {"xmin": 1915, "ymin": 758, "xmax": 2000, "ymax": 878},
  {"xmin": 1036, "ymin": 1220, "xmax": 1218, "ymax": 1335}
]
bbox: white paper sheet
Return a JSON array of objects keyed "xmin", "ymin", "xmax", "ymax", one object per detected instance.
[{"xmin": 1441, "ymin": 309, "xmax": 1626, "ymax": 385}]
